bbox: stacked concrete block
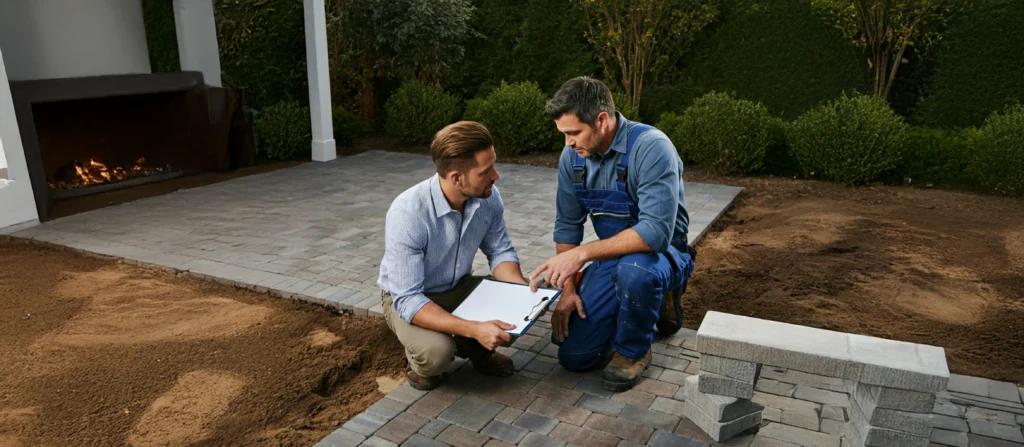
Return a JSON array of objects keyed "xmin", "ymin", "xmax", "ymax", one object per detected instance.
[
  {"xmin": 844, "ymin": 383, "xmax": 935, "ymax": 447},
  {"xmin": 693, "ymin": 312, "xmax": 951, "ymax": 445},
  {"xmin": 698, "ymin": 354, "xmax": 761, "ymax": 399},
  {"xmin": 682, "ymin": 374, "xmax": 764, "ymax": 441}
]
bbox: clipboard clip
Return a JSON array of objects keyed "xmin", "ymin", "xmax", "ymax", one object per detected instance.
[{"xmin": 525, "ymin": 296, "xmax": 550, "ymax": 321}]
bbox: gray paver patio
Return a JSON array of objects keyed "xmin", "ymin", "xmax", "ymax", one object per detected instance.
[
  {"xmin": 7, "ymin": 150, "xmax": 740, "ymax": 318},
  {"xmin": 7, "ymin": 150, "xmax": 1021, "ymax": 446}
]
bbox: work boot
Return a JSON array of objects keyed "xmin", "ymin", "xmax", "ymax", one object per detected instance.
[
  {"xmin": 455, "ymin": 336, "xmax": 514, "ymax": 377},
  {"xmin": 656, "ymin": 285, "xmax": 684, "ymax": 336},
  {"xmin": 406, "ymin": 369, "xmax": 446, "ymax": 391},
  {"xmin": 602, "ymin": 349, "xmax": 651, "ymax": 392}
]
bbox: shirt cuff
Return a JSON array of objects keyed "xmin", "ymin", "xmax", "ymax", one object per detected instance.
[
  {"xmin": 631, "ymin": 220, "xmax": 669, "ymax": 253},
  {"xmin": 396, "ymin": 293, "xmax": 431, "ymax": 323},
  {"xmin": 488, "ymin": 250, "xmax": 520, "ymax": 272},
  {"xmin": 554, "ymin": 226, "xmax": 584, "ymax": 245}
]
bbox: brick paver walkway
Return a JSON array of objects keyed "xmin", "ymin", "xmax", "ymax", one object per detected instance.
[{"xmin": 8, "ymin": 151, "xmax": 1022, "ymax": 446}]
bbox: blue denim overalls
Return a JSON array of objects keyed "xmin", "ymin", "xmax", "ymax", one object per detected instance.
[{"xmin": 555, "ymin": 124, "xmax": 695, "ymax": 372}]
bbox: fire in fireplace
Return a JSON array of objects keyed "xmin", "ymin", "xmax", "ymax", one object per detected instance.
[{"xmin": 50, "ymin": 157, "xmax": 172, "ymax": 189}]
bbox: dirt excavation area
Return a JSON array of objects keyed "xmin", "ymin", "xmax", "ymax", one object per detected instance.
[
  {"xmin": 0, "ymin": 240, "xmax": 405, "ymax": 447},
  {"xmin": 682, "ymin": 174, "xmax": 1024, "ymax": 383}
]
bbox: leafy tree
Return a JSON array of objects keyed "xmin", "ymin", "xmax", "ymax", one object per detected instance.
[
  {"xmin": 326, "ymin": 0, "xmax": 474, "ymax": 125},
  {"xmin": 812, "ymin": 0, "xmax": 962, "ymax": 101},
  {"xmin": 576, "ymin": 0, "xmax": 718, "ymax": 110}
]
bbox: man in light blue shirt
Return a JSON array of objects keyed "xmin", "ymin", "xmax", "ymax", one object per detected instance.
[
  {"xmin": 378, "ymin": 121, "xmax": 528, "ymax": 390},
  {"xmin": 530, "ymin": 77, "xmax": 696, "ymax": 392}
]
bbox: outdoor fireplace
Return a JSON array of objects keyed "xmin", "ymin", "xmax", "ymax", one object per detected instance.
[{"xmin": 10, "ymin": 71, "xmax": 255, "ymax": 221}]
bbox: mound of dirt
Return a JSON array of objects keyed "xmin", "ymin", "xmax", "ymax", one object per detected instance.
[
  {"xmin": 0, "ymin": 240, "xmax": 405, "ymax": 447},
  {"xmin": 681, "ymin": 175, "xmax": 1024, "ymax": 383}
]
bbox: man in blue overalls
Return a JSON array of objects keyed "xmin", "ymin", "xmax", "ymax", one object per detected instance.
[{"xmin": 530, "ymin": 77, "xmax": 695, "ymax": 392}]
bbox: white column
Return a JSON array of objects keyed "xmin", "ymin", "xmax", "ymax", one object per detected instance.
[
  {"xmin": 0, "ymin": 47, "xmax": 41, "ymax": 232},
  {"xmin": 172, "ymin": 0, "xmax": 222, "ymax": 87},
  {"xmin": 304, "ymin": 0, "xmax": 336, "ymax": 162}
]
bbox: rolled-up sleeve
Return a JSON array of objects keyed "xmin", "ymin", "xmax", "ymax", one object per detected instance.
[
  {"xmin": 554, "ymin": 148, "xmax": 587, "ymax": 245},
  {"xmin": 480, "ymin": 187, "xmax": 520, "ymax": 270},
  {"xmin": 631, "ymin": 136, "xmax": 679, "ymax": 253},
  {"xmin": 381, "ymin": 207, "xmax": 431, "ymax": 322}
]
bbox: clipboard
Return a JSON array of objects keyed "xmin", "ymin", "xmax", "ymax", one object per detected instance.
[{"xmin": 450, "ymin": 279, "xmax": 561, "ymax": 337}]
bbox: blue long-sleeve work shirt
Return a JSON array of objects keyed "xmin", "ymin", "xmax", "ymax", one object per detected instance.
[
  {"xmin": 554, "ymin": 113, "xmax": 689, "ymax": 252},
  {"xmin": 378, "ymin": 174, "xmax": 521, "ymax": 323}
]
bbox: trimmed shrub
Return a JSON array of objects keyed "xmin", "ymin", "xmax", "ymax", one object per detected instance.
[
  {"xmin": 967, "ymin": 105, "xmax": 1024, "ymax": 195},
  {"xmin": 473, "ymin": 81, "xmax": 560, "ymax": 156},
  {"xmin": 384, "ymin": 80, "xmax": 462, "ymax": 144},
  {"xmin": 670, "ymin": 92, "xmax": 778, "ymax": 175},
  {"xmin": 462, "ymin": 97, "xmax": 486, "ymax": 123},
  {"xmin": 612, "ymin": 93, "xmax": 640, "ymax": 122},
  {"xmin": 253, "ymin": 101, "xmax": 311, "ymax": 160},
  {"xmin": 332, "ymin": 106, "xmax": 364, "ymax": 147},
  {"xmin": 786, "ymin": 93, "xmax": 908, "ymax": 185},
  {"xmin": 898, "ymin": 127, "xmax": 972, "ymax": 187},
  {"xmin": 655, "ymin": 112, "xmax": 689, "ymax": 161}
]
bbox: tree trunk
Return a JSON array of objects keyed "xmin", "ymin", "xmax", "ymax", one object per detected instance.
[{"xmin": 361, "ymin": 54, "xmax": 375, "ymax": 126}]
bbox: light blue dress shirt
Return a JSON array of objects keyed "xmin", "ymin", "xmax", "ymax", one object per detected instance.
[
  {"xmin": 378, "ymin": 174, "xmax": 521, "ymax": 323},
  {"xmin": 554, "ymin": 112, "xmax": 690, "ymax": 252}
]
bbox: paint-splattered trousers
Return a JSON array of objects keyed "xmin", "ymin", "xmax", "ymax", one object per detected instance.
[{"xmin": 554, "ymin": 245, "xmax": 694, "ymax": 372}]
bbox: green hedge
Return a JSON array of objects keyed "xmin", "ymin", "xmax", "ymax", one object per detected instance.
[
  {"xmin": 142, "ymin": 0, "xmax": 180, "ymax": 73},
  {"xmin": 787, "ymin": 93, "xmax": 908, "ymax": 185},
  {"xmin": 967, "ymin": 105, "xmax": 1024, "ymax": 195},
  {"xmin": 253, "ymin": 101, "xmax": 311, "ymax": 160},
  {"xmin": 671, "ymin": 92, "xmax": 778, "ymax": 175},
  {"xmin": 467, "ymin": 81, "xmax": 560, "ymax": 156},
  {"xmin": 914, "ymin": 0, "xmax": 1024, "ymax": 129},
  {"xmin": 214, "ymin": 0, "xmax": 308, "ymax": 110},
  {"xmin": 333, "ymin": 106, "xmax": 364, "ymax": 147},
  {"xmin": 897, "ymin": 127, "xmax": 972, "ymax": 187},
  {"xmin": 655, "ymin": 112, "xmax": 689, "ymax": 161},
  {"xmin": 384, "ymin": 81, "xmax": 463, "ymax": 144},
  {"xmin": 675, "ymin": 0, "xmax": 869, "ymax": 119},
  {"xmin": 612, "ymin": 93, "xmax": 640, "ymax": 122}
]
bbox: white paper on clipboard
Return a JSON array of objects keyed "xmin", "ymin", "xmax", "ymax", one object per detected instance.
[{"xmin": 450, "ymin": 279, "xmax": 560, "ymax": 336}]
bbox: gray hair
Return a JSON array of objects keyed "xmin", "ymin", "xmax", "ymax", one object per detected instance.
[{"xmin": 545, "ymin": 76, "xmax": 616, "ymax": 125}]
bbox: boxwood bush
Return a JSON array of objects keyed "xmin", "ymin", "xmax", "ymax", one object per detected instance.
[
  {"xmin": 655, "ymin": 112, "xmax": 689, "ymax": 161},
  {"xmin": 967, "ymin": 104, "xmax": 1024, "ymax": 195},
  {"xmin": 384, "ymin": 80, "xmax": 462, "ymax": 144},
  {"xmin": 470, "ymin": 81, "xmax": 560, "ymax": 156},
  {"xmin": 253, "ymin": 101, "xmax": 311, "ymax": 160},
  {"xmin": 669, "ymin": 92, "xmax": 779, "ymax": 175},
  {"xmin": 332, "ymin": 106, "xmax": 364, "ymax": 147},
  {"xmin": 787, "ymin": 93, "xmax": 908, "ymax": 185},
  {"xmin": 898, "ymin": 127, "xmax": 972, "ymax": 187}
]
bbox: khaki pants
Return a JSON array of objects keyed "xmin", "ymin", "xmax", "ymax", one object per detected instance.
[{"xmin": 382, "ymin": 275, "xmax": 487, "ymax": 377}]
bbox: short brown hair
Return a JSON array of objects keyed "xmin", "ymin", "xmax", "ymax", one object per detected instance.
[{"xmin": 431, "ymin": 121, "xmax": 494, "ymax": 176}]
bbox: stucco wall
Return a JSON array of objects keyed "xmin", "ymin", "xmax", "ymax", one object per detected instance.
[
  {"xmin": 0, "ymin": 0, "xmax": 151, "ymax": 81},
  {"xmin": 0, "ymin": 48, "xmax": 40, "ymax": 231}
]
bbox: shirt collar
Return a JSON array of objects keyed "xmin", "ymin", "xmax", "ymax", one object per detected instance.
[
  {"xmin": 430, "ymin": 174, "xmax": 455, "ymax": 218},
  {"xmin": 431, "ymin": 174, "xmax": 480, "ymax": 218},
  {"xmin": 605, "ymin": 111, "xmax": 630, "ymax": 155}
]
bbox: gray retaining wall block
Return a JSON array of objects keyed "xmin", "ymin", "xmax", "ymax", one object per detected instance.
[
  {"xmin": 683, "ymin": 375, "xmax": 764, "ymax": 421},
  {"xmin": 683, "ymin": 400, "xmax": 761, "ymax": 442},
  {"xmin": 697, "ymin": 371, "xmax": 755, "ymax": 400},
  {"xmin": 700, "ymin": 355, "xmax": 761, "ymax": 383},
  {"xmin": 853, "ymin": 383, "xmax": 936, "ymax": 414}
]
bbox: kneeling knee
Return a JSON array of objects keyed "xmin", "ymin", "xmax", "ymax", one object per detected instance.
[
  {"xmin": 558, "ymin": 348, "xmax": 605, "ymax": 372},
  {"xmin": 409, "ymin": 338, "xmax": 456, "ymax": 377},
  {"xmin": 616, "ymin": 254, "xmax": 659, "ymax": 288}
]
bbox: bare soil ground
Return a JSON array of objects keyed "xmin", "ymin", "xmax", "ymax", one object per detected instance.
[
  {"xmin": 0, "ymin": 240, "xmax": 405, "ymax": 447},
  {"xmin": 681, "ymin": 174, "xmax": 1024, "ymax": 384}
]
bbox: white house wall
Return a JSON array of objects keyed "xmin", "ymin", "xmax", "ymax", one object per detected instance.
[
  {"xmin": 0, "ymin": 48, "xmax": 40, "ymax": 231},
  {"xmin": 0, "ymin": 0, "xmax": 151, "ymax": 81}
]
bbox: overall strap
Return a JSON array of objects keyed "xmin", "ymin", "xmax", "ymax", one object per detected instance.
[
  {"xmin": 572, "ymin": 149, "xmax": 587, "ymax": 193},
  {"xmin": 617, "ymin": 124, "xmax": 653, "ymax": 192}
]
